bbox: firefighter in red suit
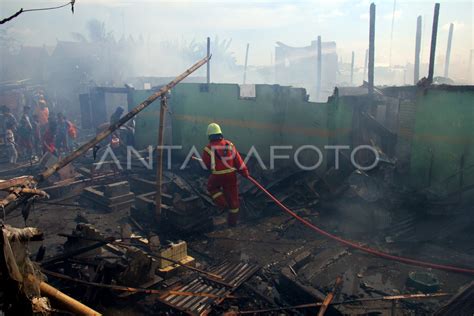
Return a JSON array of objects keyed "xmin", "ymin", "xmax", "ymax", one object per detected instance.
[{"xmin": 202, "ymin": 123, "xmax": 249, "ymax": 227}]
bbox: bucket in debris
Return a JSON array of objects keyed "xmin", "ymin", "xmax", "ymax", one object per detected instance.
[{"xmin": 406, "ymin": 271, "xmax": 440, "ymax": 293}]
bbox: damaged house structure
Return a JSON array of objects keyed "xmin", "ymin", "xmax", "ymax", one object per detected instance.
[{"xmin": 1, "ymin": 1, "xmax": 474, "ymax": 316}]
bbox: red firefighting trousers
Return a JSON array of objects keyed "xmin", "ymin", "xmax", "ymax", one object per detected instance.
[{"xmin": 207, "ymin": 172, "xmax": 240, "ymax": 226}]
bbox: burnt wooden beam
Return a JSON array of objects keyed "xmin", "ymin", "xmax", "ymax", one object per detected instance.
[{"xmin": 427, "ymin": 3, "xmax": 440, "ymax": 83}]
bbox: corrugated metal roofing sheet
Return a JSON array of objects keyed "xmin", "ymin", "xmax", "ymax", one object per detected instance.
[{"xmin": 159, "ymin": 262, "xmax": 259, "ymax": 315}]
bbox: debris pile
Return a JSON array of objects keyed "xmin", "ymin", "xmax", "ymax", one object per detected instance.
[{"xmin": 1, "ymin": 58, "xmax": 473, "ymax": 315}]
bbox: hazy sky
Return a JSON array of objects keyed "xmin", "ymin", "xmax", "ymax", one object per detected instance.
[{"xmin": 1, "ymin": 0, "xmax": 472, "ymax": 71}]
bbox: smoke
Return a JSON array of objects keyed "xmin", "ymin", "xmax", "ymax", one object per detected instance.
[
  {"xmin": 126, "ymin": 36, "xmax": 241, "ymax": 82},
  {"xmin": 0, "ymin": 0, "xmax": 472, "ymax": 89}
]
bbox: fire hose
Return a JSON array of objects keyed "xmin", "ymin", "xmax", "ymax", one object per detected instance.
[{"xmin": 246, "ymin": 176, "xmax": 474, "ymax": 275}]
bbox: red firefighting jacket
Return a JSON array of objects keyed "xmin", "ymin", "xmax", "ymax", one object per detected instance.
[{"xmin": 202, "ymin": 138, "xmax": 248, "ymax": 176}]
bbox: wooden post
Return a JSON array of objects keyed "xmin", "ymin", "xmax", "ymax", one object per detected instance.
[
  {"xmin": 427, "ymin": 3, "xmax": 440, "ymax": 84},
  {"xmin": 155, "ymin": 96, "xmax": 167, "ymax": 223},
  {"xmin": 243, "ymin": 43, "xmax": 250, "ymax": 84},
  {"xmin": 316, "ymin": 35, "xmax": 322, "ymax": 100},
  {"xmin": 28, "ymin": 275, "xmax": 101, "ymax": 315},
  {"xmin": 368, "ymin": 3, "xmax": 376, "ymax": 96},
  {"xmin": 414, "ymin": 15, "xmax": 422, "ymax": 84},
  {"xmin": 350, "ymin": 51, "xmax": 355, "ymax": 85},
  {"xmin": 206, "ymin": 37, "xmax": 211, "ymax": 84},
  {"xmin": 317, "ymin": 275, "xmax": 343, "ymax": 316},
  {"xmin": 444, "ymin": 22, "xmax": 454, "ymax": 78}
]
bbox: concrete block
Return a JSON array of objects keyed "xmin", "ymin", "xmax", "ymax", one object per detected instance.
[
  {"xmin": 157, "ymin": 256, "xmax": 195, "ymax": 278},
  {"xmin": 81, "ymin": 182, "xmax": 135, "ymax": 213},
  {"xmin": 157, "ymin": 241, "xmax": 187, "ymax": 269}
]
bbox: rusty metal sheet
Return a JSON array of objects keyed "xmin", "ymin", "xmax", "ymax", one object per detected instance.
[
  {"xmin": 208, "ymin": 262, "xmax": 260, "ymax": 288},
  {"xmin": 159, "ymin": 262, "xmax": 259, "ymax": 315}
]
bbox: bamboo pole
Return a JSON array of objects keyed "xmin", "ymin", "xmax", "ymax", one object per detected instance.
[
  {"xmin": 427, "ymin": 3, "xmax": 440, "ymax": 83},
  {"xmin": 155, "ymin": 96, "xmax": 167, "ymax": 223},
  {"xmin": 28, "ymin": 275, "xmax": 101, "ymax": 315},
  {"xmin": 317, "ymin": 275, "xmax": 343, "ymax": 316},
  {"xmin": 4, "ymin": 57, "xmax": 210, "ymax": 217}
]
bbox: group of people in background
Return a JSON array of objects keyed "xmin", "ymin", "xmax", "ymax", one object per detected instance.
[{"xmin": 0, "ymin": 94, "xmax": 77, "ymax": 165}]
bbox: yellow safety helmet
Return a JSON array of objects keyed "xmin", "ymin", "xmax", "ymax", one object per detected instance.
[{"xmin": 207, "ymin": 123, "xmax": 222, "ymax": 136}]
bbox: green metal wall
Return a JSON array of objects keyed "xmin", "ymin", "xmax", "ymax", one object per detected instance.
[
  {"xmin": 408, "ymin": 88, "xmax": 474, "ymax": 197},
  {"xmin": 132, "ymin": 83, "xmax": 354, "ymax": 172},
  {"xmin": 132, "ymin": 83, "xmax": 474, "ymax": 197},
  {"xmin": 327, "ymin": 96, "xmax": 355, "ymax": 148}
]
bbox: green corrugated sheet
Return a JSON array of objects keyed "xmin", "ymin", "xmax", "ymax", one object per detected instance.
[
  {"xmin": 132, "ymin": 83, "xmax": 353, "ymax": 172},
  {"xmin": 409, "ymin": 89, "xmax": 474, "ymax": 196},
  {"xmin": 131, "ymin": 83, "xmax": 474, "ymax": 198}
]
